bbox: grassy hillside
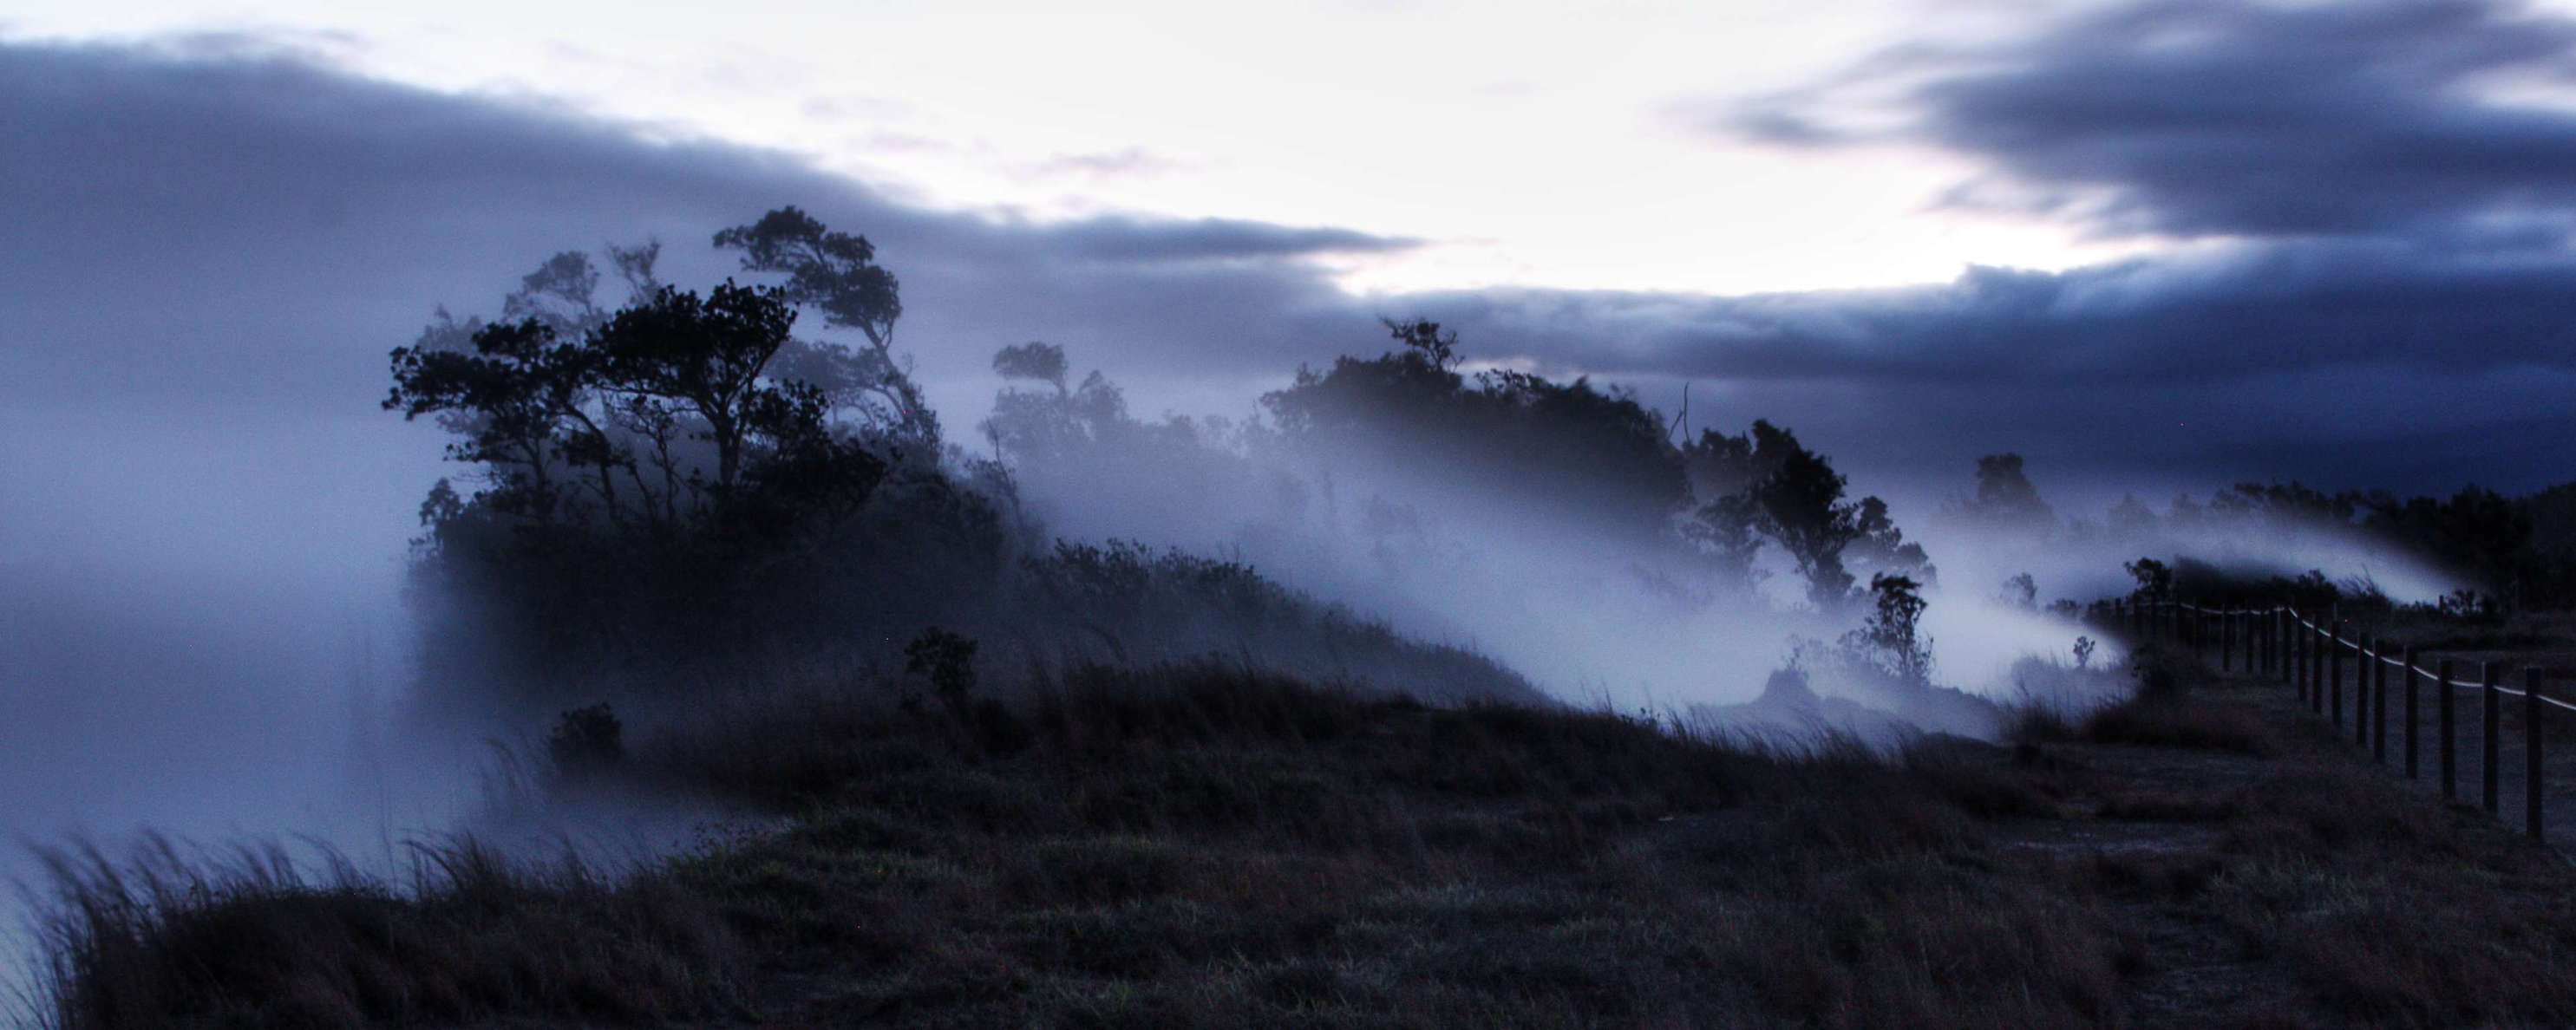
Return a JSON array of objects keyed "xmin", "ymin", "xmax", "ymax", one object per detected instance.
[{"xmin": 34, "ymin": 651, "xmax": 2576, "ymax": 1028}]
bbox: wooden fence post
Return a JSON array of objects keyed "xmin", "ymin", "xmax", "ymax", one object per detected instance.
[
  {"xmin": 2298, "ymin": 613, "xmax": 2311, "ymax": 701},
  {"xmin": 2439, "ymin": 657, "xmax": 2456, "ymax": 802},
  {"xmin": 2266, "ymin": 612, "xmax": 2287, "ymax": 685},
  {"xmin": 2331, "ymin": 631, "xmax": 2344, "ymax": 732},
  {"xmin": 2403, "ymin": 644, "xmax": 2418, "ymax": 779},
  {"xmin": 2357, "ymin": 634, "xmax": 2374, "ymax": 750},
  {"xmin": 2526, "ymin": 668, "xmax": 2545, "ymax": 842},
  {"xmin": 2318, "ymin": 620, "xmax": 2338, "ymax": 715},
  {"xmin": 2318, "ymin": 615, "xmax": 2338, "ymax": 710},
  {"xmin": 2484, "ymin": 662, "xmax": 2501, "ymax": 816},
  {"xmin": 2370, "ymin": 636, "xmax": 2387, "ymax": 762},
  {"xmin": 2289, "ymin": 614, "xmax": 2302, "ymax": 701},
  {"xmin": 2221, "ymin": 610, "xmax": 2234, "ymax": 671}
]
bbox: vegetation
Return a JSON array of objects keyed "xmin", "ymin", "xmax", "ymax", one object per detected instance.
[
  {"xmin": 988, "ymin": 319, "xmax": 1934, "ymax": 616},
  {"xmin": 389, "ymin": 212, "xmax": 1543, "ymax": 712},
  {"xmin": 2037, "ymin": 478, "xmax": 2569, "ymax": 614},
  {"xmin": 42, "ymin": 647, "xmax": 2576, "ymax": 1027}
]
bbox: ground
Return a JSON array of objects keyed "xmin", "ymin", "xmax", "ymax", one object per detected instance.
[{"xmin": 40, "ymin": 651, "xmax": 2576, "ymax": 1028}]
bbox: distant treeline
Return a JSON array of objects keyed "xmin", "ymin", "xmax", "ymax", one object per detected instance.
[
  {"xmin": 389, "ymin": 206, "xmax": 1970, "ymax": 710},
  {"xmin": 388, "ymin": 209, "xmax": 1567, "ymax": 710},
  {"xmin": 384, "ymin": 205, "xmax": 2569, "ymax": 714},
  {"xmin": 2069, "ymin": 480, "xmax": 2573, "ymax": 614}
]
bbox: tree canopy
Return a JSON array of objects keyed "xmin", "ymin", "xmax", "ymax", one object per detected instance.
[{"xmin": 388, "ymin": 208, "xmax": 922, "ymax": 542}]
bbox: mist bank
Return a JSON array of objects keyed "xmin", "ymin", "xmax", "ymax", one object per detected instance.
[{"xmin": 974, "ymin": 336, "xmax": 2475, "ymax": 718}]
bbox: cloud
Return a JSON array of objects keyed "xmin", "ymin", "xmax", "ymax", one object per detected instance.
[
  {"xmin": 1409, "ymin": 238, "xmax": 2576, "ymax": 385},
  {"xmin": 1383, "ymin": 241, "xmax": 2576, "ymax": 497},
  {"xmin": 1719, "ymin": 0, "xmax": 2576, "ymax": 241},
  {"xmin": 8, "ymin": 29, "xmax": 2576, "ymax": 524},
  {"xmin": 0, "ymin": 38, "xmax": 1408, "ymax": 415},
  {"xmin": 1014, "ymin": 147, "xmax": 1183, "ymax": 180}
]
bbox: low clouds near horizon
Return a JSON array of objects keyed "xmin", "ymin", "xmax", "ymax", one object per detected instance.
[{"xmin": 11, "ymin": 3, "xmax": 2576, "ymax": 540}]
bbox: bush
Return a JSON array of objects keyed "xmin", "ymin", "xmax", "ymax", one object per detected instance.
[{"xmin": 546, "ymin": 703, "xmax": 624, "ymax": 780}]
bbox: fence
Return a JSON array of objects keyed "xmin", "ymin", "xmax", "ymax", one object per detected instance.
[{"xmin": 2094, "ymin": 597, "xmax": 2565, "ymax": 843}]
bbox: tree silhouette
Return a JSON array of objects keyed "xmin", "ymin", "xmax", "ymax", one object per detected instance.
[
  {"xmin": 1684, "ymin": 420, "xmax": 1919, "ymax": 610},
  {"xmin": 715, "ymin": 206, "xmax": 932, "ymax": 444},
  {"xmin": 590, "ymin": 282, "xmax": 800, "ymax": 493},
  {"xmin": 2000, "ymin": 571, "xmax": 2037, "ymax": 609},
  {"xmin": 1383, "ymin": 317, "xmax": 1459, "ymax": 372},
  {"xmin": 385, "ymin": 316, "xmax": 600, "ymax": 521},
  {"xmin": 1843, "ymin": 573, "xmax": 1932, "ymax": 686},
  {"xmin": 2124, "ymin": 557, "xmax": 2174, "ymax": 603},
  {"xmin": 1954, "ymin": 453, "xmax": 2055, "ymax": 533},
  {"xmin": 391, "ymin": 223, "xmax": 906, "ymax": 540},
  {"xmin": 1261, "ymin": 320, "xmax": 1684, "ymax": 544},
  {"xmin": 992, "ymin": 342, "xmax": 1069, "ymax": 394}
]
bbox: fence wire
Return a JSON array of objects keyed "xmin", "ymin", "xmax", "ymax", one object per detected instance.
[{"xmin": 2130, "ymin": 600, "xmax": 2576, "ymax": 712}]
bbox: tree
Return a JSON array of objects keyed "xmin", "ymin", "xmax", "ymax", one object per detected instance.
[
  {"xmin": 385, "ymin": 316, "xmax": 601, "ymax": 521},
  {"xmin": 391, "ymin": 220, "xmax": 903, "ymax": 540},
  {"xmin": 1260, "ymin": 321, "xmax": 1685, "ymax": 544},
  {"xmin": 1684, "ymin": 420, "xmax": 1916, "ymax": 610},
  {"xmin": 2000, "ymin": 571, "xmax": 2037, "ymax": 609},
  {"xmin": 1682, "ymin": 492, "xmax": 1766, "ymax": 587},
  {"xmin": 1846, "ymin": 495, "xmax": 1935, "ymax": 586},
  {"xmin": 992, "ymin": 342, "xmax": 1069, "ymax": 394},
  {"xmin": 2124, "ymin": 557, "xmax": 2174, "ymax": 603},
  {"xmin": 1955, "ymin": 453, "xmax": 2055, "ymax": 533},
  {"xmin": 590, "ymin": 282, "xmax": 801, "ymax": 493},
  {"xmin": 2358, "ymin": 485, "xmax": 2531, "ymax": 603},
  {"xmin": 715, "ymin": 206, "xmax": 933, "ymax": 444},
  {"xmin": 1843, "ymin": 573, "xmax": 1933, "ymax": 686},
  {"xmin": 1383, "ymin": 317, "xmax": 1459, "ymax": 371}
]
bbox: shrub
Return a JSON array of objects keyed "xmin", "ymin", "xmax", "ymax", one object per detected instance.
[{"xmin": 546, "ymin": 703, "xmax": 624, "ymax": 779}]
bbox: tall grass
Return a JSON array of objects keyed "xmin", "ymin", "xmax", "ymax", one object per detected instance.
[
  {"xmin": 23, "ymin": 833, "xmax": 745, "ymax": 1029},
  {"xmin": 37, "ymin": 652, "xmax": 2576, "ymax": 1026}
]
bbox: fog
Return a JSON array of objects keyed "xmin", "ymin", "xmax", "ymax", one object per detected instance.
[
  {"xmin": 989, "ymin": 355, "xmax": 2469, "ymax": 711},
  {"xmin": 0, "ymin": 36, "xmax": 2527, "ymax": 1016},
  {"xmin": 0, "ymin": 266, "xmax": 2486, "ymax": 1016}
]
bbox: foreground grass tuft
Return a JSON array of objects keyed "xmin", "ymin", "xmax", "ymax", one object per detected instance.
[{"xmin": 31, "ymin": 836, "xmax": 748, "ymax": 1030}]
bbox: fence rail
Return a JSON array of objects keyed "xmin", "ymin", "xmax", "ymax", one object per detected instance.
[{"xmin": 2095, "ymin": 597, "xmax": 2561, "ymax": 843}]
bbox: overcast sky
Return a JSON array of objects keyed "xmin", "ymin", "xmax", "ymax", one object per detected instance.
[{"xmin": 10, "ymin": 0, "xmax": 2576, "ymax": 562}]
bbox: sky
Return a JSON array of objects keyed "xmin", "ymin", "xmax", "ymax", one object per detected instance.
[
  {"xmin": 2, "ymin": 0, "xmax": 2156, "ymax": 297},
  {"xmin": 11, "ymin": 0, "xmax": 2576, "ymax": 554}
]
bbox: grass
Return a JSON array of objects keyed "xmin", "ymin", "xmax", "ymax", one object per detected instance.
[
  {"xmin": 27, "ymin": 836, "xmax": 748, "ymax": 1029},
  {"xmin": 2012, "ymin": 647, "xmax": 2277, "ymax": 757},
  {"xmin": 35, "ymin": 652, "xmax": 2576, "ymax": 1027}
]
